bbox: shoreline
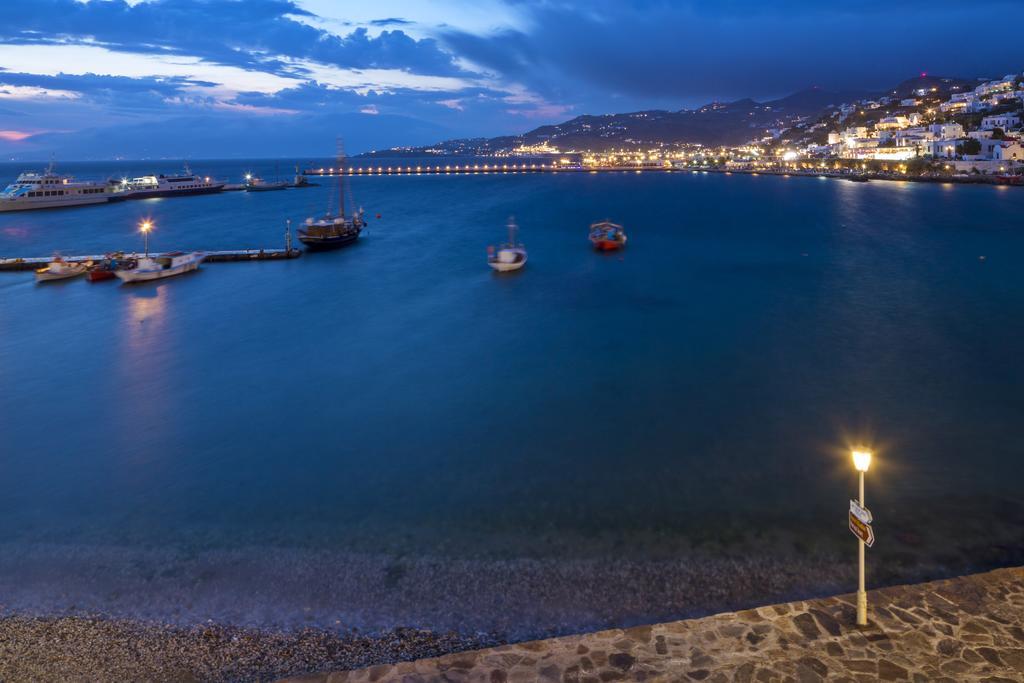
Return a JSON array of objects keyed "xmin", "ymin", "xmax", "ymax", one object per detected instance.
[
  {"xmin": 4, "ymin": 564, "xmax": 1022, "ymax": 682},
  {"xmin": 2, "ymin": 537, "xmax": 1022, "ymax": 681}
]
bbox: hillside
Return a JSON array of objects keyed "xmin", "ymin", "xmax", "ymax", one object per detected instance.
[{"xmin": 363, "ymin": 75, "xmax": 989, "ymax": 157}]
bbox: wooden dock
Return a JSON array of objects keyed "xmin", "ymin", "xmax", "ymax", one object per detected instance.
[{"xmin": 0, "ymin": 248, "xmax": 302, "ymax": 272}]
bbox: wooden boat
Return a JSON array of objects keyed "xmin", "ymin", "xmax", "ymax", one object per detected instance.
[
  {"xmin": 115, "ymin": 252, "xmax": 205, "ymax": 283},
  {"xmin": 298, "ymin": 141, "xmax": 367, "ymax": 251},
  {"xmin": 35, "ymin": 256, "xmax": 88, "ymax": 282},
  {"xmin": 487, "ymin": 217, "xmax": 527, "ymax": 272},
  {"xmin": 86, "ymin": 253, "xmax": 134, "ymax": 282},
  {"xmin": 589, "ymin": 220, "xmax": 627, "ymax": 251}
]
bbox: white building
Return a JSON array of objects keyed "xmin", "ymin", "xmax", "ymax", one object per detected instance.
[
  {"xmin": 993, "ymin": 141, "xmax": 1024, "ymax": 162},
  {"xmin": 980, "ymin": 114, "xmax": 1021, "ymax": 131},
  {"xmin": 928, "ymin": 123, "xmax": 964, "ymax": 139}
]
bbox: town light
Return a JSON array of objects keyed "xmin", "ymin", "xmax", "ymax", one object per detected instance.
[
  {"xmin": 139, "ymin": 220, "xmax": 153, "ymax": 257},
  {"xmin": 852, "ymin": 449, "xmax": 872, "ymax": 472}
]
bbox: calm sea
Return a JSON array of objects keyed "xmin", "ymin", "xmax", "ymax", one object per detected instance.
[{"xmin": 1, "ymin": 159, "xmax": 1022, "ymax": 636}]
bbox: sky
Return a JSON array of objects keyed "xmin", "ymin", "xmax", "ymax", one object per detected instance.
[{"xmin": 0, "ymin": 0, "xmax": 1019, "ymax": 159}]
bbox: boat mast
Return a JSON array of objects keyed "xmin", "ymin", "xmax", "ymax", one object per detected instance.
[{"xmin": 337, "ymin": 138, "xmax": 346, "ymax": 219}]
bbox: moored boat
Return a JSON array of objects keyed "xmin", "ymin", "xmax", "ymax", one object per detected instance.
[
  {"xmin": 115, "ymin": 252, "xmax": 205, "ymax": 283},
  {"xmin": 298, "ymin": 141, "xmax": 367, "ymax": 250},
  {"xmin": 86, "ymin": 253, "xmax": 135, "ymax": 282},
  {"xmin": 1, "ymin": 162, "xmax": 111, "ymax": 212},
  {"xmin": 114, "ymin": 165, "xmax": 224, "ymax": 198},
  {"xmin": 588, "ymin": 220, "xmax": 627, "ymax": 251},
  {"xmin": 245, "ymin": 170, "xmax": 289, "ymax": 192},
  {"xmin": 487, "ymin": 217, "xmax": 527, "ymax": 272},
  {"xmin": 35, "ymin": 256, "xmax": 88, "ymax": 282}
]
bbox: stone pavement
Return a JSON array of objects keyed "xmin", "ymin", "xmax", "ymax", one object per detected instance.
[{"xmin": 281, "ymin": 566, "xmax": 1024, "ymax": 682}]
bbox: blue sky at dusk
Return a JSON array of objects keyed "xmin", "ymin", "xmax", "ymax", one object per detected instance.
[{"xmin": 0, "ymin": 0, "xmax": 1018, "ymax": 159}]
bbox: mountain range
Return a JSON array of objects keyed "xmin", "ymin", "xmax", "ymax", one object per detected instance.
[{"xmin": 363, "ymin": 75, "xmax": 983, "ymax": 157}]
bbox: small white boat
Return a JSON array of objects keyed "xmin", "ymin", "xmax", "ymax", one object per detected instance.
[
  {"xmin": 35, "ymin": 256, "xmax": 88, "ymax": 282},
  {"xmin": 115, "ymin": 251, "xmax": 205, "ymax": 283},
  {"xmin": 487, "ymin": 217, "xmax": 527, "ymax": 272}
]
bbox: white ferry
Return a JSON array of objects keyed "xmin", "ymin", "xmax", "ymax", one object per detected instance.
[
  {"xmin": 0, "ymin": 164, "xmax": 111, "ymax": 212},
  {"xmin": 117, "ymin": 166, "xmax": 224, "ymax": 198}
]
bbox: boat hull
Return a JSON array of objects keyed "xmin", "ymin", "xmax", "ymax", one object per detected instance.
[
  {"xmin": 0, "ymin": 195, "xmax": 110, "ymax": 212},
  {"xmin": 121, "ymin": 185, "xmax": 224, "ymax": 199},
  {"xmin": 86, "ymin": 269, "xmax": 118, "ymax": 282},
  {"xmin": 36, "ymin": 266, "xmax": 87, "ymax": 282},
  {"xmin": 115, "ymin": 255, "xmax": 204, "ymax": 283},
  {"xmin": 298, "ymin": 230, "xmax": 361, "ymax": 250},
  {"xmin": 592, "ymin": 239, "xmax": 625, "ymax": 251},
  {"xmin": 488, "ymin": 250, "xmax": 527, "ymax": 272}
]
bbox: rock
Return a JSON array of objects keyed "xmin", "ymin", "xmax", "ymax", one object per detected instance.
[
  {"xmin": 876, "ymin": 660, "xmax": 909, "ymax": 681},
  {"xmin": 607, "ymin": 653, "xmax": 634, "ymax": 672},
  {"xmin": 792, "ymin": 613, "xmax": 821, "ymax": 640}
]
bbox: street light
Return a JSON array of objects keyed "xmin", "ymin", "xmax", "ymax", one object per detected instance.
[
  {"xmin": 139, "ymin": 219, "xmax": 153, "ymax": 257},
  {"xmin": 852, "ymin": 448, "xmax": 872, "ymax": 626}
]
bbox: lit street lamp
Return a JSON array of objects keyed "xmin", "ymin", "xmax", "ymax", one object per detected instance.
[
  {"xmin": 852, "ymin": 448, "xmax": 872, "ymax": 626},
  {"xmin": 139, "ymin": 220, "xmax": 153, "ymax": 257}
]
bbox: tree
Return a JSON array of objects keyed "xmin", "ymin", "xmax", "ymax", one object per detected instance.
[
  {"xmin": 992, "ymin": 128, "xmax": 1007, "ymax": 140},
  {"xmin": 958, "ymin": 138, "xmax": 981, "ymax": 156}
]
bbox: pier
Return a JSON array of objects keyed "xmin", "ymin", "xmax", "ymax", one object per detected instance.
[
  {"xmin": 302, "ymin": 163, "xmax": 678, "ymax": 176},
  {"xmin": 0, "ymin": 248, "xmax": 301, "ymax": 272}
]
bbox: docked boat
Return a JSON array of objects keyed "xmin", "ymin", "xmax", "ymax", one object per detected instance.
[
  {"xmin": 35, "ymin": 256, "xmax": 88, "ymax": 282},
  {"xmin": 588, "ymin": 220, "xmax": 627, "ymax": 251},
  {"xmin": 115, "ymin": 165, "xmax": 224, "ymax": 198},
  {"xmin": 245, "ymin": 174, "xmax": 289, "ymax": 192},
  {"xmin": 487, "ymin": 217, "xmax": 527, "ymax": 272},
  {"xmin": 298, "ymin": 143, "xmax": 366, "ymax": 250},
  {"xmin": 115, "ymin": 252, "xmax": 205, "ymax": 283},
  {"xmin": 1, "ymin": 163, "xmax": 111, "ymax": 212},
  {"xmin": 86, "ymin": 253, "xmax": 135, "ymax": 282}
]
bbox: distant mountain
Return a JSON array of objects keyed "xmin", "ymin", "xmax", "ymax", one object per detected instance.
[{"xmin": 362, "ymin": 76, "xmax": 985, "ymax": 157}]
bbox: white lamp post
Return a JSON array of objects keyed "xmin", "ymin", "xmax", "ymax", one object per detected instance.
[
  {"xmin": 852, "ymin": 449, "xmax": 872, "ymax": 626},
  {"xmin": 139, "ymin": 220, "xmax": 153, "ymax": 257}
]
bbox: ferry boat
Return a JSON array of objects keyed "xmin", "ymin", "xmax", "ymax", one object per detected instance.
[
  {"xmin": 115, "ymin": 252, "xmax": 205, "ymax": 283},
  {"xmin": 0, "ymin": 163, "xmax": 111, "ymax": 212},
  {"xmin": 117, "ymin": 166, "xmax": 224, "ymax": 198},
  {"xmin": 487, "ymin": 217, "xmax": 527, "ymax": 272},
  {"xmin": 588, "ymin": 220, "xmax": 627, "ymax": 251},
  {"xmin": 298, "ymin": 142, "xmax": 367, "ymax": 250}
]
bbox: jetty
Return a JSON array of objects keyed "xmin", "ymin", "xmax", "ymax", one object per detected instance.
[
  {"xmin": 303, "ymin": 163, "xmax": 611, "ymax": 176},
  {"xmin": 0, "ymin": 248, "xmax": 301, "ymax": 272}
]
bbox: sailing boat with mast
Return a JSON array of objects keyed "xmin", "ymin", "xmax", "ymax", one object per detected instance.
[
  {"xmin": 297, "ymin": 141, "xmax": 366, "ymax": 250},
  {"xmin": 487, "ymin": 217, "xmax": 527, "ymax": 272}
]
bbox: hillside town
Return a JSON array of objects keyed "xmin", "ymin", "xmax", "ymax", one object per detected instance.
[
  {"xmin": 372, "ymin": 72, "xmax": 1024, "ymax": 181},
  {"xmin": 760, "ymin": 72, "xmax": 1024, "ymax": 174}
]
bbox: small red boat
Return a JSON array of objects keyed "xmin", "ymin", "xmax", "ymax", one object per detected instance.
[
  {"xmin": 86, "ymin": 253, "xmax": 134, "ymax": 282},
  {"xmin": 589, "ymin": 220, "xmax": 627, "ymax": 251}
]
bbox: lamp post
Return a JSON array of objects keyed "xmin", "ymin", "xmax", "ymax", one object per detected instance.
[
  {"xmin": 852, "ymin": 448, "xmax": 872, "ymax": 626},
  {"xmin": 139, "ymin": 220, "xmax": 153, "ymax": 257}
]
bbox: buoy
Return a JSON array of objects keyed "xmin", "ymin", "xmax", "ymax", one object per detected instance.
[{"xmin": 376, "ymin": 214, "xmax": 381, "ymax": 219}]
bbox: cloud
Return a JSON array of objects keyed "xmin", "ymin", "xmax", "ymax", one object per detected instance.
[
  {"xmin": 369, "ymin": 18, "xmax": 414, "ymax": 27},
  {"xmin": 0, "ymin": 84, "xmax": 81, "ymax": 100},
  {"xmin": 441, "ymin": 0, "xmax": 1023, "ymax": 110},
  {"xmin": 0, "ymin": 0, "xmax": 467, "ymax": 78},
  {"xmin": 0, "ymin": 130, "xmax": 35, "ymax": 141}
]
